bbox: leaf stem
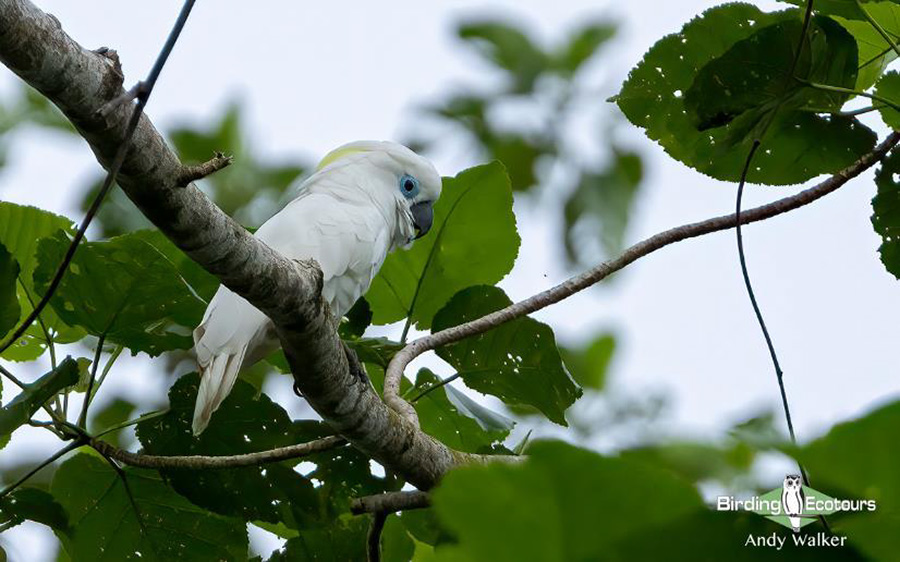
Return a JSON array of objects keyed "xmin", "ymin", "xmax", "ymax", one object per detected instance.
[
  {"xmin": 799, "ymin": 79, "xmax": 900, "ymax": 113},
  {"xmin": 77, "ymin": 333, "xmax": 106, "ymax": 427},
  {"xmin": 409, "ymin": 373, "xmax": 460, "ymax": 403}
]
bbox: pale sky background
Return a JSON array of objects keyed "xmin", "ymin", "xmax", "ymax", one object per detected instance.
[{"xmin": 1, "ymin": 0, "xmax": 898, "ymax": 560}]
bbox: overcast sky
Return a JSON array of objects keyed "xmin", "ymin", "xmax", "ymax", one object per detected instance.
[{"xmin": 1, "ymin": 1, "xmax": 898, "ymax": 559}]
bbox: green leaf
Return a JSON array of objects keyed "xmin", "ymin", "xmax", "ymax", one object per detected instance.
[
  {"xmin": 564, "ymin": 150, "xmax": 642, "ymax": 264},
  {"xmin": 559, "ymin": 333, "xmax": 616, "ymax": 390},
  {"xmin": 412, "ymin": 368, "xmax": 512, "ymax": 453},
  {"xmin": 50, "ymin": 453, "xmax": 247, "ymax": 562},
  {"xmin": 794, "ymin": 400, "xmax": 900, "ymax": 560},
  {"xmin": 367, "ymin": 162, "xmax": 520, "ymax": 329},
  {"xmin": 33, "ymin": 230, "xmax": 206, "ymax": 356},
  {"xmin": 779, "ymin": 0, "xmax": 899, "ymax": 20},
  {"xmin": 340, "ymin": 297, "xmax": 372, "ymax": 339},
  {"xmin": 134, "ymin": 230, "xmax": 220, "ymax": 303},
  {"xmin": 0, "ymin": 242, "xmax": 20, "ymax": 340},
  {"xmin": 136, "ymin": 373, "xmax": 324, "ymax": 527},
  {"xmin": 457, "ymin": 21, "xmax": 548, "ymax": 93},
  {"xmin": 0, "ymin": 487, "xmax": 70, "ymax": 533},
  {"xmin": 88, "ymin": 396, "xmax": 137, "ymax": 448},
  {"xmin": 430, "ymin": 441, "xmax": 703, "ymax": 561},
  {"xmin": 872, "ymin": 149, "xmax": 900, "ymax": 278},
  {"xmin": 615, "ymin": 4, "xmax": 877, "ymax": 185},
  {"xmin": 431, "ymin": 286, "xmax": 581, "ymax": 426},
  {"xmin": 0, "ymin": 357, "xmax": 78, "ymax": 440},
  {"xmin": 832, "ymin": 2, "xmax": 900, "ymax": 90},
  {"xmin": 876, "ymin": 70, "xmax": 900, "ymax": 129},
  {"xmin": 0, "ymin": 202, "xmax": 83, "ymax": 361}
]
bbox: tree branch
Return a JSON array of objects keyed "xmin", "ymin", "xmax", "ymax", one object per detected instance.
[
  {"xmin": 88, "ymin": 435, "xmax": 346, "ymax": 469},
  {"xmin": 351, "ymin": 490, "xmax": 431, "ymax": 515},
  {"xmin": 383, "ymin": 131, "xmax": 900, "ymax": 418},
  {"xmin": 0, "ymin": 0, "xmax": 472, "ymax": 490}
]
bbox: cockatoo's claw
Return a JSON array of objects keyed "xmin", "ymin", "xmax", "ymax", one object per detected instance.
[{"xmin": 342, "ymin": 342, "xmax": 372, "ymax": 389}]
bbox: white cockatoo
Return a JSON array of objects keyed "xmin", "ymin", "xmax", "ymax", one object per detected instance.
[{"xmin": 191, "ymin": 141, "xmax": 441, "ymax": 435}]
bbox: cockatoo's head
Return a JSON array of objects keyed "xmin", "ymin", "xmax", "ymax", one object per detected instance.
[{"xmin": 311, "ymin": 141, "xmax": 441, "ymax": 245}]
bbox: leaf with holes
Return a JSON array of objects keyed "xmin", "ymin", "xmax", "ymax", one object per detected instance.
[
  {"xmin": 50, "ymin": 453, "xmax": 247, "ymax": 562},
  {"xmin": 615, "ymin": 4, "xmax": 876, "ymax": 185},
  {"xmin": 33, "ymin": 230, "xmax": 206, "ymax": 356},
  {"xmin": 136, "ymin": 373, "xmax": 326, "ymax": 528},
  {"xmin": 872, "ymin": 149, "xmax": 900, "ymax": 278},
  {"xmin": 432, "ymin": 286, "xmax": 581, "ymax": 426},
  {"xmin": 0, "ymin": 202, "xmax": 83, "ymax": 362},
  {"xmin": 367, "ymin": 162, "xmax": 519, "ymax": 330}
]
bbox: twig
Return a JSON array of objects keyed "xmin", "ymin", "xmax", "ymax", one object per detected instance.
[
  {"xmin": 88, "ymin": 435, "xmax": 345, "ymax": 469},
  {"xmin": 176, "ymin": 152, "xmax": 234, "ymax": 187},
  {"xmin": 367, "ymin": 511, "xmax": 388, "ymax": 562},
  {"xmin": 77, "ymin": 333, "xmax": 106, "ymax": 427},
  {"xmin": 351, "ymin": 490, "xmax": 431, "ymax": 515},
  {"xmin": 382, "ymin": 131, "xmax": 900, "ymax": 419},
  {"xmin": 0, "ymin": 0, "xmax": 198, "ymax": 356},
  {"xmin": 409, "ymin": 373, "xmax": 460, "ymax": 403}
]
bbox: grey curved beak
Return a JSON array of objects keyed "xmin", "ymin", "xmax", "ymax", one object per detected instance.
[{"xmin": 410, "ymin": 201, "xmax": 434, "ymax": 240}]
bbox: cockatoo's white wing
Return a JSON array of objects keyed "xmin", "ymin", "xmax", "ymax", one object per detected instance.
[{"xmin": 191, "ymin": 192, "xmax": 392, "ymax": 434}]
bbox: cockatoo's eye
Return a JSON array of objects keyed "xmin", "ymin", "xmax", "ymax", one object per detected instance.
[{"xmin": 399, "ymin": 174, "xmax": 420, "ymax": 199}]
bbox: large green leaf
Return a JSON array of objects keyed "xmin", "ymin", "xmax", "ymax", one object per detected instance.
[
  {"xmin": 794, "ymin": 400, "xmax": 900, "ymax": 560},
  {"xmin": 615, "ymin": 4, "xmax": 877, "ymax": 185},
  {"xmin": 872, "ymin": 149, "xmax": 900, "ymax": 278},
  {"xmin": 684, "ymin": 16, "xmax": 858, "ymax": 132},
  {"xmin": 367, "ymin": 162, "xmax": 520, "ymax": 329},
  {"xmin": 412, "ymin": 368, "xmax": 513, "ymax": 454},
  {"xmin": 50, "ymin": 453, "xmax": 247, "ymax": 562},
  {"xmin": 0, "ymin": 202, "xmax": 83, "ymax": 361},
  {"xmin": 0, "ymin": 242, "xmax": 19, "ymax": 340},
  {"xmin": 431, "ymin": 286, "xmax": 581, "ymax": 426},
  {"xmin": 0, "ymin": 357, "xmax": 78, "ymax": 441},
  {"xmin": 429, "ymin": 441, "xmax": 703, "ymax": 561},
  {"xmin": 33, "ymin": 230, "xmax": 206, "ymax": 356}
]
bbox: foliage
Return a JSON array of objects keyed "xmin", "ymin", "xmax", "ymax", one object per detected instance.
[{"xmin": 1, "ymin": 1, "xmax": 900, "ymax": 560}]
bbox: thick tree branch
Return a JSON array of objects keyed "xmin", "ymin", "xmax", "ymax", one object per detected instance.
[
  {"xmin": 384, "ymin": 131, "xmax": 900, "ymax": 418},
  {"xmin": 0, "ymin": 0, "xmax": 471, "ymax": 490},
  {"xmin": 351, "ymin": 490, "xmax": 431, "ymax": 515},
  {"xmin": 88, "ymin": 435, "xmax": 345, "ymax": 469}
]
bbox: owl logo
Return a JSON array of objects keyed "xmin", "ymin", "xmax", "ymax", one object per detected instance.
[{"xmin": 781, "ymin": 474, "xmax": 805, "ymax": 533}]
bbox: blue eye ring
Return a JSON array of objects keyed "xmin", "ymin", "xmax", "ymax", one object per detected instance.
[{"xmin": 399, "ymin": 174, "xmax": 420, "ymax": 199}]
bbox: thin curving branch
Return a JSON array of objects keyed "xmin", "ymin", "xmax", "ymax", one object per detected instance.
[
  {"xmin": 89, "ymin": 435, "xmax": 346, "ymax": 469},
  {"xmin": 383, "ymin": 131, "xmax": 900, "ymax": 419},
  {"xmin": 351, "ymin": 490, "xmax": 431, "ymax": 515}
]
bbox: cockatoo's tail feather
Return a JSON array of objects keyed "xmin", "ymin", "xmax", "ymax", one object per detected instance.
[{"xmin": 191, "ymin": 141, "xmax": 441, "ymax": 434}]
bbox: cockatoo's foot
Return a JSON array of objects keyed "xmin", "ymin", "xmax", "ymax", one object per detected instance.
[{"xmin": 342, "ymin": 342, "xmax": 372, "ymax": 389}]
